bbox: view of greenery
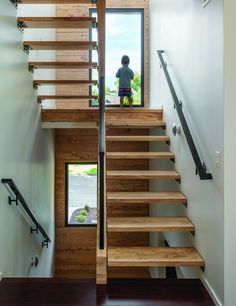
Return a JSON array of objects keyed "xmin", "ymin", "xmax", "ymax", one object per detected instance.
[
  {"xmin": 92, "ymin": 71, "xmax": 141, "ymax": 106},
  {"xmin": 76, "ymin": 209, "xmax": 88, "ymax": 223},
  {"xmin": 68, "ymin": 164, "xmax": 97, "ymax": 225},
  {"xmin": 76, "ymin": 205, "xmax": 91, "ymax": 223},
  {"xmin": 68, "ymin": 164, "xmax": 97, "ymax": 176}
]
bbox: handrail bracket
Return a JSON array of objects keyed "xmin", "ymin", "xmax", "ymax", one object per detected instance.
[{"xmin": 8, "ymin": 195, "xmax": 18, "ymax": 206}]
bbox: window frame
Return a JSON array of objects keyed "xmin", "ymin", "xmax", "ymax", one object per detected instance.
[
  {"xmin": 89, "ymin": 8, "xmax": 145, "ymax": 108},
  {"xmin": 65, "ymin": 162, "xmax": 98, "ymax": 228}
]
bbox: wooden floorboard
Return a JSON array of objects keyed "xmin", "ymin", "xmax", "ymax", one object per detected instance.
[
  {"xmin": 99, "ymin": 279, "xmax": 215, "ymax": 306},
  {"xmin": 0, "ymin": 278, "xmax": 214, "ymax": 306}
]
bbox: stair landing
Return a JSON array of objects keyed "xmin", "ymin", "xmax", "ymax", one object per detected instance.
[{"xmin": 41, "ymin": 108, "xmax": 163, "ymax": 129}]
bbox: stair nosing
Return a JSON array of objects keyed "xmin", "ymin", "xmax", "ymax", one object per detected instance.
[
  {"xmin": 17, "ymin": 17, "xmax": 97, "ymax": 29},
  {"xmin": 107, "ymin": 217, "xmax": 194, "ymax": 233},
  {"xmin": 106, "ymin": 135, "xmax": 169, "ymax": 142},
  {"xmin": 107, "ymin": 192, "xmax": 187, "ymax": 204},
  {"xmin": 107, "ymin": 170, "xmax": 180, "ymax": 180},
  {"xmin": 108, "ymin": 247, "xmax": 204, "ymax": 267}
]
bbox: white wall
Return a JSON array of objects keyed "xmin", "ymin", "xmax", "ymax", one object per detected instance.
[
  {"xmin": 149, "ymin": 0, "xmax": 224, "ymax": 304},
  {"xmin": 224, "ymin": 1, "xmax": 236, "ymax": 305},
  {"xmin": 0, "ymin": 1, "xmax": 55, "ymax": 277}
]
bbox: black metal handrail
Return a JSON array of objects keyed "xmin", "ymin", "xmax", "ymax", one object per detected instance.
[
  {"xmin": 157, "ymin": 50, "xmax": 213, "ymax": 180},
  {"xmin": 99, "ymin": 76, "xmax": 106, "ymax": 249},
  {"xmin": 1, "ymin": 179, "xmax": 51, "ymax": 247},
  {"xmin": 97, "ymin": 0, "xmax": 106, "ymax": 250}
]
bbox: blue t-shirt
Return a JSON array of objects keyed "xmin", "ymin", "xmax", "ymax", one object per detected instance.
[{"xmin": 116, "ymin": 65, "xmax": 134, "ymax": 89}]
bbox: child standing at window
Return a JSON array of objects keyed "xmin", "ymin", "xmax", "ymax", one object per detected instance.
[{"xmin": 116, "ymin": 55, "xmax": 134, "ymax": 108}]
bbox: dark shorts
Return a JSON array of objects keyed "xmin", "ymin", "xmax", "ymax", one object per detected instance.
[{"xmin": 118, "ymin": 88, "xmax": 132, "ymax": 97}]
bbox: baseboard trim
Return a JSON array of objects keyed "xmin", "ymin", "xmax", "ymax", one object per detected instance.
[{"xmin": 200, "ymin": 275, "xmax": 223, "ymax": 306}]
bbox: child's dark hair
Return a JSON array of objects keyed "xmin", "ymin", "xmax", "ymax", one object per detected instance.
[{"xmin": 121, "ymin": 55, "xmax": 130, "ymax": 65}]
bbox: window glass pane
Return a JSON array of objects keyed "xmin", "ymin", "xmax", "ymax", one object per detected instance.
[
  {"xmin": 91, "ymin": 10, "xmax": 143, "ymax": 106},
  {"xmin": 67, "ymin": 164, "xmax": 97, "ymax": 226}
]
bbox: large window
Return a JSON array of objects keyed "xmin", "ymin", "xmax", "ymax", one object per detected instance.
[
  {"xmin": 65, "ymin": 163, "xmax": 97, "ymax": 227},
  {"xmin": 90, "ymin": 9, "xmax": 144, "ymax": 107}
]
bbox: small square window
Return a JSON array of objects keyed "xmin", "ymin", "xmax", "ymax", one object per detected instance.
[{"xmin": 65, "ymin": 163, "xmax": 97, "ymax": 227}]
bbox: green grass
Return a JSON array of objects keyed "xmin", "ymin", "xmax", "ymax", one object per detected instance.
[
  {"xmin": 69, "ymin": 164, "xmax": 97, "ymax": 176},
  {"xmin": 83, "ymin": 167, "xmax": 97, "ymax": 175}
]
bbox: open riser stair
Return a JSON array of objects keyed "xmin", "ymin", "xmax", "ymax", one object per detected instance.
[
  {"xmin": 15, "ymin": 0, "xmax": 99, "ymax": 106},
  {"xmin": 105, "ymin": 108, "xmax": 204, "ymax": 281},
  {"xmin": 11, "ymin": 0, "xmax": 205, "ymax": 285}
]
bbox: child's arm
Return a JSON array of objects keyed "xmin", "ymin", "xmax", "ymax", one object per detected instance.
[
  {"xmin": 130, "ymin": 69, "xmax": 134, "ymax": 80},
  {"xmin": 116, "ymin": 68, "xmax": 120, "ymax": 78}
]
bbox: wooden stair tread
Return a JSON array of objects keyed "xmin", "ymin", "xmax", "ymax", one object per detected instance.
[
  {"xmin": 28, "ymin": 62, "xmax": 98, "ymax": 69},
  {"xmin": 105, "ymin": 108, "xmax": 163, "ymax": 113},
  {"xmin": 21, "ymin": 0, "xmax": 94, "ymax": 3},
  {"xmin": 106, "ymin": 122, "xmax": 166, "ymax": 128},
  {"xmin": 106, "ymin": 152, "xmax": 175, "ymax": 160},
  {"xmin": 108, "ymin": 217, "xmax": 194, "ymax": 232},
  {"xmin": 34, "ymin": 80, "xmax": 98, "ymax": 86},
  {"xmin": 18, "ymin": 17, "xmax": 97, "ymax": 29},
  {"xmin": 107, "ymin": 192, "xmax": 187, "ymax": 204},
  {"xmin": 108, "ymin": 247, "xmax": 204, "ymax": 267},
  {"xmin": 24, "ymin": 41, "xmax": 97, "ymax": 51},
  {"xmin": 106, "ymin": 135, "xmax": 170, "ymax": 142},
  {"xmin": 38, "ymin": 95, "xmax": 98, "ymax": 102},
  {"xmin": 40, "ymin": 108, "xmax": 161, "ymax": 113},
  {"xmin": 107, "ymin": 170, "xmax": 180, "ymax": 180}
]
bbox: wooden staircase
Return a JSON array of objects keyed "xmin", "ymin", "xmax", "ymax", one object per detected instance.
[
  {"xmin": 104, "ymin": 108, "xmax": 204, "ymax": 282},
  {"xmin": 17, "ymin": 0, "xmax": 99, "ymax": 106},
  {"xmin": 13, "ymin": 0, "xmax": 204, "ymax": 284}
]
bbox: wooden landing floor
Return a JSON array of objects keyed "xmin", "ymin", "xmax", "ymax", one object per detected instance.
[{"xmin": 0, "ymin": 278, "xmax": 214, "ymax": 306}]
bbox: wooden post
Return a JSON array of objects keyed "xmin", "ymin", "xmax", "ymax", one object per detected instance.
[{"xmin": 96, "ymin": 0, "xmax": 107, "ymax": 285}]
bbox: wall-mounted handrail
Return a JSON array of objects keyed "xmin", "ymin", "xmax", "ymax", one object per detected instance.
[
  {"xmin": 97, "ymin": 0, "xmax": 106, "ymax": 250},
  {"xmin": 157, "ymin": 50, "xmax": 213, "ymax": 180},
  {"xmin": 1, "ymin": 179, "xmax": 51, "ymax": 247}
]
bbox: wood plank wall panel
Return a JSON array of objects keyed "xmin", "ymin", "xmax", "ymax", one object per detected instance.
[
  {"xmin": 56, "ymin": 0, "xmax": 149, "ymax": 109},
  {"xmin": 55, "ymin": 129, "xmax": 98, "ymax": 278},
  {"xmin": 55, "ymin": 0, "xmax": 150, "ymax": 278},
  {"xmin": 56, "ymin": 4, "xmax": 93, "ymax": 109},
  {"xmin": 55, "ymin": 128, "xmax": 150, "ymax": 278}
]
